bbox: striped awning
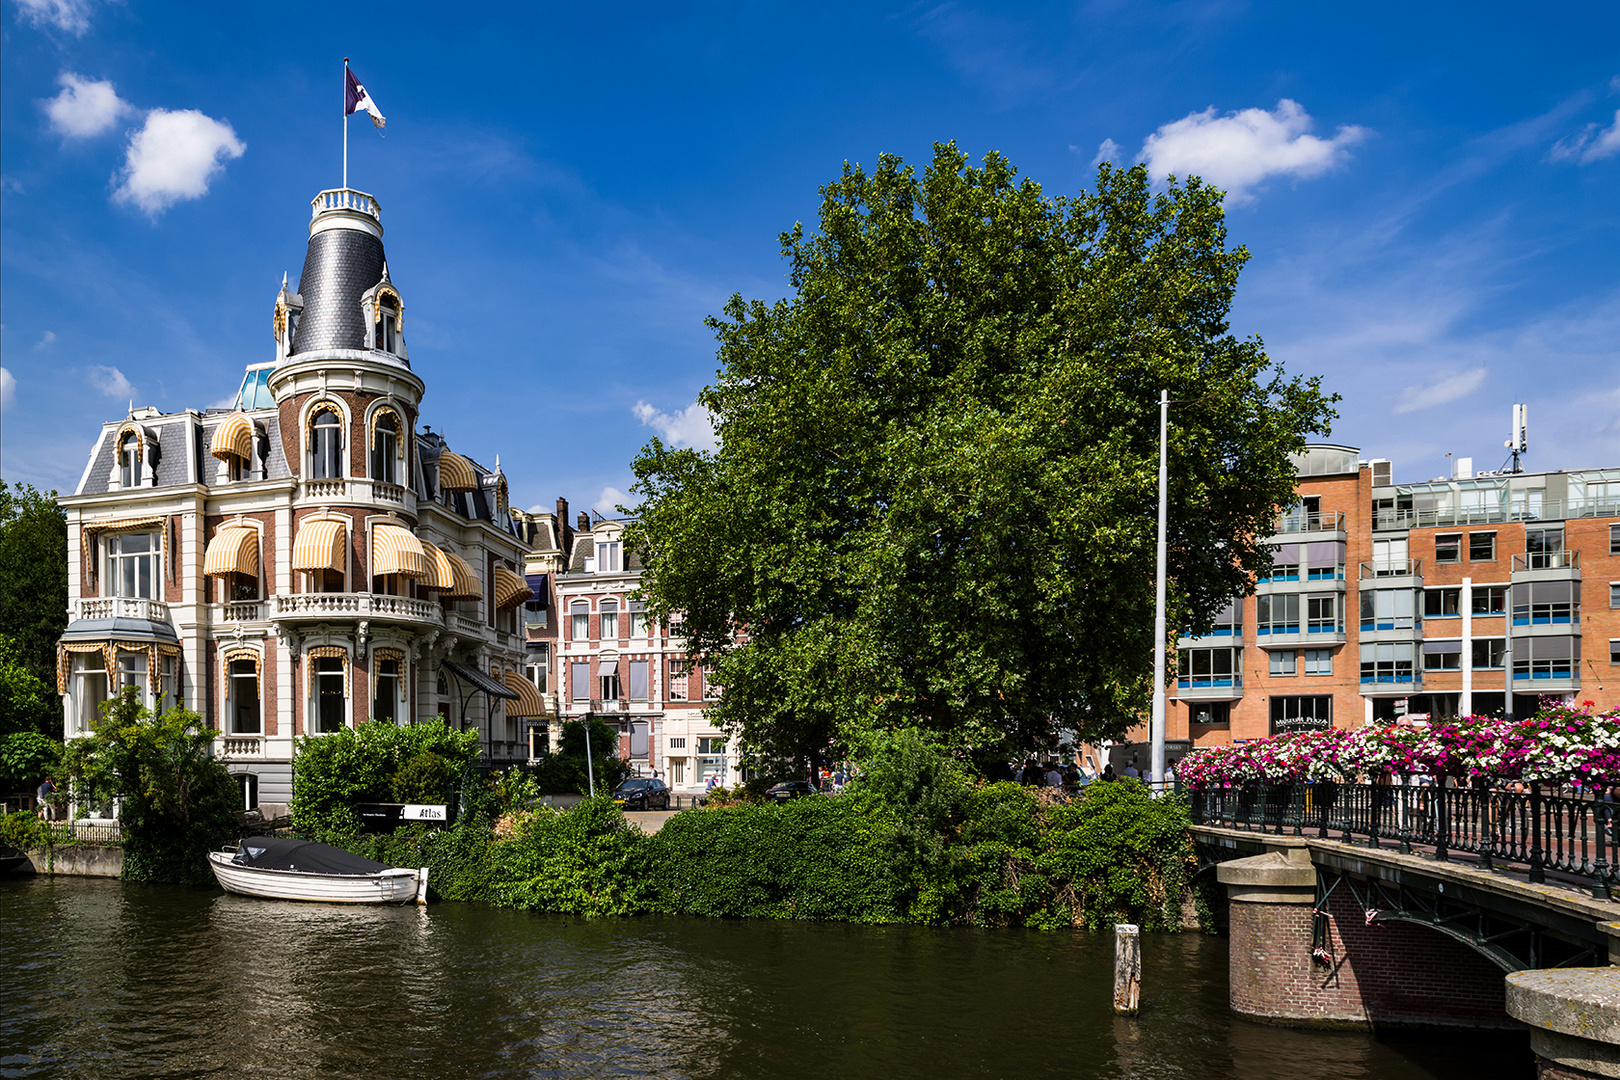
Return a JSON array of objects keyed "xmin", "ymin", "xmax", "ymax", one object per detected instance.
[
  {"xmin": 209, "ymin": 412, "xmax": 254, "ymax": 462},
  {"xmin": 503, "ymin": 671, "xmax": 549, "ymax": 717},
  {"xmin": 420, "ymin": 542, "xmax": 481, "ymax": 597},
  {"xmin": 493, "ymin": 565, "xmax": 533, "ymax": 609},
  {"xmin": 371, "ymin": 522, "xmax": 427, "ymax": 578},
  {"xmin": 438, "ymin": 450, "xmax": 478, "ymax": 492},
  {"xmin": 292, "ymin": 518, "xmax": 347, "ymax": 573},
  {"xmin": 203, "ymin": 525, "xmax": 258, "ymax": 577}
]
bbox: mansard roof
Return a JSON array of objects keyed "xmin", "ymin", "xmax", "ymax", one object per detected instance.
[{"xmin": 290, "ymin": 226, "xmax": 386, "ymax": 355}]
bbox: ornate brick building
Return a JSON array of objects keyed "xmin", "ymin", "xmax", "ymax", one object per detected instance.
[{"xmin": 56, "ymin": 187, "xmax": 541, "ymax": 816}]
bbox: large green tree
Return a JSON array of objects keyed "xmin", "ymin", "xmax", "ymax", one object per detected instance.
[
  {"xmin": 0, "ymin": 482, "xmax": 69, "ymax": 700},
  {"xmin": 628, "ymin": 146, "xmax": 1336, "ymax": 765}
]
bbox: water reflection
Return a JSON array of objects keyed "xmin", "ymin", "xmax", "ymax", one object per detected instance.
[{"xmin": 0, "ymin": 877, "xmax": 1531, "ymax": 1080}]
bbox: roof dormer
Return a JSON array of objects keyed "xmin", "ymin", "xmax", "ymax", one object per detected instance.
[{"xmin": 359, "ymin": 264, "xmax": 406, "ymax": 360}]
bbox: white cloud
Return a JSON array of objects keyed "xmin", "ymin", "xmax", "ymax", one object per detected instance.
[
  {"xmin": 43, "ymin": 73, "xmax": 131, "ymax": 138},
  {"xmin": 36, "ymin": 330, "xmax": 56, "ymax": 348},
  {"xmin": 86, "ymin": 364, "xmax": 134, "ymax": 399},
  {"xmin": 1090, "ymin": 138, "xmax": 1120, "ymax": 167},
  {"xmin": 593, "ymin": 486, "xmax": 628, "ymax": 518},
  {"xmin": 112, "ymin": 109, "xmax": 245, "ymax": 217},
  {"xmin": 1392, "ymin": 368, "xmax": 1488, "ymax": 414},
  {"xmin": 15, "ymin": 0, "xmax": 97, "ymax": 35},
  {"xmin": 0, "ymin": 367, "xmax": 15, "ymax": 411},
  {"xmin": 1550, "ymin": 109, "xmax": 1620, "ymax": 164},
  {"xmin": 1137, "ymin": 99, "xmax": 1368, "ymax": 202},
  {"xmin": 633, "ymin": 399, "xmax": 717, "ymax": 451}
]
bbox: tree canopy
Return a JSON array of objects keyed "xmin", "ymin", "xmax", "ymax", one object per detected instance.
[
  {"xmin": 628, "ymin": 145, "xmax": 1336, "ymax": 763},
  {"xmin": 0, "ymin": 481, "xmax": 68, "ymax": 701}
]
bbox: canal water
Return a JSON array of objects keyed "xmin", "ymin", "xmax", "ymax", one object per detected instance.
[{"xmin": 1, "ymin": 877, "xmax": 1531, "ymax": 1079}]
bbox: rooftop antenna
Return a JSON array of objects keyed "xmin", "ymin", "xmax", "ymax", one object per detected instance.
[{"xmin": 1503, "ymin": 403, "xmax": 1527, "ymax": 474}]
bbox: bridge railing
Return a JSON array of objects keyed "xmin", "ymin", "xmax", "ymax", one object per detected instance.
[{"xmin": 1190, "ymin": 781, "xmax": 1616, "ymax": 899}]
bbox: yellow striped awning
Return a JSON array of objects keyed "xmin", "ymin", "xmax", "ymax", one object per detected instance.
[
  {"xmin": 292, "ymin": 518, "xmax": 347, "ymax": 573},
  {"xmin": 442, "ymin": 549, "xmax": 482, "ymax": 598},
  {"xmin": 438, "ymin": 450, "xmax": 478, "ymax": 492},
  {"xmin": 371, "ymin": 522, "xmax": 427, "ymax": 578},
  {"xmin": 203, "ymin": 525, "xmax": 259, "ymax": 577},
  {"xmin": 503, "ymin": 671, "xmax": 549, "ymax": 717},
  {"xmin": 209, "ymin": 412, "xmax": 254, "ymax": 462},
  {"xmin": 419, "ymin": 541, "xmax": 478, "ymax": 597},
  {"xmin": 493, "ymin": 565, "xmax": 533, "ymax": 609}
]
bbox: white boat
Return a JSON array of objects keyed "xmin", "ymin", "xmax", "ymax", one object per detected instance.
[{"xmin": 208, "ymin": 836, "xmax": 428, "ymax": 904}]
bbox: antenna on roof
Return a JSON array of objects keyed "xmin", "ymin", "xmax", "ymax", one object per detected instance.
[{"xmin": 1503, "ymin": 403, "xmax": 1527, "ymax": 474}]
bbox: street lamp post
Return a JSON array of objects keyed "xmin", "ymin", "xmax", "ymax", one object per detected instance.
[{"xmin": 1150, "ymin": 390, "xmax": 1169, "ymax": 791}]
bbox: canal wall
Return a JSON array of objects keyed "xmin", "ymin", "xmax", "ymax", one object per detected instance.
[{"xmin": 16, "ymin": 845, "xmax": 124, "ymax": 878}]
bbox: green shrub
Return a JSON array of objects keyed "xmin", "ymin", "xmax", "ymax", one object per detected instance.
[
  {"xmin": 0, "ymin": 809, "xmax": 51, "ymax": 849},
  {"xmin": 391, "ymin": 751, "xmax": 458, "ymax": 804},
  {"xmin": 291, "ymin": 720, "xmax": 479, "ymax": 838},
  {"xmin": 1041, "ymin": 780, "xmax": 1194, "ymax": 931},
  {"xmin": 0, "ymin": 730, "xmax": 61, "ymax": 793},
  {"xmin": 528, "ymin": 719, "xmax": 632, "ymax": 795},
  {"xmin": 489, "ymin": 797, "xmax": 651, "ymax": 916}
]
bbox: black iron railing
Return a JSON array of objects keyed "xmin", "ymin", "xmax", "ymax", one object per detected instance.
[{"xmin": 1190, "ymin": 780, "xmax": 1617, "ymax": 899}]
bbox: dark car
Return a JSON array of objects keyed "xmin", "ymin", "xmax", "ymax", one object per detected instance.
[
  {"xmin": 764, "ymin": 781, "xmax": 818, "ymax": 804},
  {"xmin": 612, "ymin": 777, "xmax": 671, "ymax": 811}
]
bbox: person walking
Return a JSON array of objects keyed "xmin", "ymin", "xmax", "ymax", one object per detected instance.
[{"xmin": 36, "ymin": 776, "xmax": 55, "ymax": 822}]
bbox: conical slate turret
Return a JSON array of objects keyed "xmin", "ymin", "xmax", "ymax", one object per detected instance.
[{"xmin": 289, "ymin": 190, "xmax": 387, "ymax": 355}]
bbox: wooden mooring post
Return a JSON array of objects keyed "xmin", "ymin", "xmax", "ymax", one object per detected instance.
[{"xmin": 1114, "ymin": 923, "xmax": 1140, "ymax": 1014}]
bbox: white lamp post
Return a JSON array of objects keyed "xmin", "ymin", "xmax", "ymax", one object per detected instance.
[{"xmin": 1151, "ymin": 389, "xmax": 1169, "ymax": 791}]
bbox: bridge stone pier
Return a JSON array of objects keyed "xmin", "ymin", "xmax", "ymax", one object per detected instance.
[{"xmin": 1198, "ymin": 825, "xmax": 1620, "ymax": 1073}]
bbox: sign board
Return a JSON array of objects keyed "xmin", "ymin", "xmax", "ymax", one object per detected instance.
[
  {"xmin": 1272, "ymin": 715, "xmax": 1332, "ymax": 735},
  {"xmin": 402, "ymin": 804, "xmax": 448, "ymax": 821},
  {"xmin": 1393, "ymin": 698, "xmax": 1409, "ymax": 716}
]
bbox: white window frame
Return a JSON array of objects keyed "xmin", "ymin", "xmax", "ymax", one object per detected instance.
[
  {"xmin": 310, "ymin": 408, "xmax": 345, "ymax": 480},
  {"xmin": 599, "ymin": 599, "xmax": 618, "ymax": 641},
  {"xmin": 1302, "ymin": 649, "xmax": 1332, "ymax": 676},
  {"xmin": 105, "ymin": 530, "xmax": 160, "ymax": 599},
  {"xmin": 227, "ymin": 656, "xmax": 262, "ymax": 735},
  {"xmin": 372, "ymin": 654, "xmax": 403, "ymax": 724},
  {"xmin": 1269, "ymin": 650, "xmax": 1297, "ymax": 677},
  {"xmin": 310, "ymin": 654, "xmax": 348, "ymax": 734},
  {"xmin": 571, "ymin": 601, "xmax": 590, "ymax": 642}
]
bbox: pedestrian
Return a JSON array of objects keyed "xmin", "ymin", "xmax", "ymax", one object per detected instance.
[
  {"xmin": 1102, "ymin": 763, "xmax": 1116, "ymax": 783},
  {"xmin": 1124, "ymin": 758, "xmax": 1142, "ymax": 781},
  {"xmin": 1044, "ymin": 762, "xmax": 1063, "ymax": 788},
  {"xmin": 37, "ymin": 776, "xmax": 55, "ymax": 821}
]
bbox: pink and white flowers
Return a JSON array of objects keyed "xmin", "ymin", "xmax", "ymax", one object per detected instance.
[{"xmin": 1178, "ymin": 701, "xmax": 1620, "ymax": 790}]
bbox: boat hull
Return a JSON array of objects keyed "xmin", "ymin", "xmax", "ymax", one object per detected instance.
[{"xmin": 208, "ymin": 851, "xmax": 426, "ymax": 904}]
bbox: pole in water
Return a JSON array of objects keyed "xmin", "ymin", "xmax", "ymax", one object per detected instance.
[{"xmin": 1114, "ymin": 923, "xmax": 1140, "ymax": 1015}]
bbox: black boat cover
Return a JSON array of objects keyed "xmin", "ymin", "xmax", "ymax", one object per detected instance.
[{"xmin": 232, "ymin": 837, "xmax": 394, "ymax": 875}]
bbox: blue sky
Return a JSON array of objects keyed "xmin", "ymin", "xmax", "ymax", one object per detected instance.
[{"xmin": 2, "ymin": 1, "xmax": 1617, "ymax": 515}]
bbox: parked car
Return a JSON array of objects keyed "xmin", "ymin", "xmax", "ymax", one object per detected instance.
[
  {"xmin": 764, "ymin": 781, "xmax": 818, "ymax": 804},
  {"xmin": 612, "ymin": 778, "xmax": 671, "ymax": 811}
]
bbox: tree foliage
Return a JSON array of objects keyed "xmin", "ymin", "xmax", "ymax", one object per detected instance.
[
  {"xmin": 529, "ymin": 718, "xmax": 633, "ymax": 795},
  {"xmin": 60, "ymin": 688, "xmax": 241, "ymax": 884},
  {"xmin": 0, "ymin": 634, "xmax": 60, "ymax": 739},
  {"xmin": 0, "ymin": 483, "xmax": 69, "ymax": 707},
  {"xmin": 628, "ymin": 146, "xmax": 1336, "ymax": 757},
  {"xmin": 0, "ymin": 730, "xmax": 61, "ymax": 794}
]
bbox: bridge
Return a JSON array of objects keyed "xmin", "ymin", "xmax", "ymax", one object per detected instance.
[{"xmin": 1191, "ymin": 783, "xmax": 1620, "ymax": 1076}]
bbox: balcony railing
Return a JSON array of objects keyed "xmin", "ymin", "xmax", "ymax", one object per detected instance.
[
  {"xmin": 1274, "ymin": 511, "xmax": 1345, "ymax": 534},
  {"xmin": 1359, "ymin": 558, "xmax": 1422, "ymax": 579},
  {"xmin": 1513, "ymin": 550, "xmax": 1580, "ymax": 572},
  {"xmin": 215, "ymin": 602, "xmax": 266, "ymax": 623},
  {"xmin": 1192, "ymin": 780, "xmax": 1616, "ymax": 897},
  {"xmin": 271, "ymin": 592, "xmax": 442, "ymax": 624},
  {"xmin": 591, "ymin": 699, "xmax": 626, "ymax": 713},
  {"xmin": 72, "ymin": 596, "xmax": 170, "ymax": 623},
  {"xmin": 1375, "ymin": 497, "xmax": 1620, "ymax": 531},
  {"xmin": 220, "ymin": 737, "xmax": 264, "ymax": 757},
  {"xmin": 311, "ymin": 187, "xmax": 381, "ymax": 222}
]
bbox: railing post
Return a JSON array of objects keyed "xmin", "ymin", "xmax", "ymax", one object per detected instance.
[
  {"xmin": 1368, "ymin": 783, "xmax": 1381, "ymax": 849},
  {"xmin": 1595, "ymin": 799, "xmax": 1613, "ymax": 901},
  {"xmin": 1397, "ymin": 779, "xmax": 1412, "ymax": 855},
  {"xmin": 1479, "ymin": 783, "xmax": 1495, "ymax": 873},
  {"xmin": 1434, "ymin": 775, "xmax": 1450, "ymax": 862},
  {"xmin": 1529, "ymin": 782, "xmax": 1546, "ymax": 884}
]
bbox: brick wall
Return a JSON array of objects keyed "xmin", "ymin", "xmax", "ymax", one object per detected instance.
[{"xmin": 1229, "ymin": 888, "xmax": 1513, "ymax": 1027}]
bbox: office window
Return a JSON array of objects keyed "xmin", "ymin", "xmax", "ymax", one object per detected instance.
[
  {"xmin": 1469, "ymin": 532, "xmax": 1496, "ymax": 561},
  {"xmin": 1359, "ymin": 642, "xmax": 1415, "ymax": 683},
  {"xmin": 372, "ymin": 657, "xmax": 400, "ymax": 723},
  {"xmin": 570, "ymin": 661, "xmax": 590, "ymax": 702},
  {"xmin": 599, "ymin": 598, "xmax": 618, "ymax": 641},
  {"xmin": 1424, "ymin": 588, "xmax": 1461, "ymax": 618},
  {"xmin": 668, "ymin": 659, "xmax": 689, "ymax": 700},
  {"xmin": 571, "ymin": 600, "xmax": 590, "ymax": 641},
  {"xmin": 1511, "ymin": 580, "xmax": 1578, "ymax": 626},
  {"xmin": 1189, "ymin": 701, "xmax": 1230, "ymax": 727},
  {"xmin": 106, "ymin": 531, "xmax": 159, "ymax": 598},
  {"xmin": 1423, "ymin": 640, "xmax": 1462, "ymax": 671},
  {"xmin": 1611, "ymin": 639, "xmax": 1620, "ymax": 665},
  {"xmin": 1270, "ymin": 695, "xmax": 1331, "ymax": 735},
  {"xmin": 1257, "ymin": 594, "xmax": 1299, "ymax": 635},
  {"xmin": 1372, "ymin": 537, "xmax": 1409, "ymax": 575},
  {"xmin": 1360, "ymin": 589, "xmax": 1415, "ymax": 631},
  {"xmin": 229, "ymin": 658, "xmax": 261, "ymax": 735},
  {"xmin": 1611, "ymin": 583, "xmax": 1620, "ymax": 609},
  {"xmin": 1305, "ymin": 541, "xmax": 1346, "ymax": 581},
  {"xmin": 1265, "ymin": 543, "xmax": 1300, "ymax": 581},
  {"xmin": 1434, "ymin": 533, "xmax": 1462, "ymax": 563},
  {"xmin": 1525, "ymin": 527, "xmax": 1565, "ymax": 569},
  {"xmin": 696, "ymin": 736, "xmax": 726, "ymax": 754},
  {"xmin": 1472, "ymin": 638, "xmax": 1505, "ymax": 669},
  {"xmin": 1178, "ymin": 647, "xmax": 1240, "ymax": 687},
  {"xmin": 1306, "ymin": 595, "xmax": 1338, "ymax": 634},
  {"xmin": 1513, "ymin": 636, "xmax": 1578, "ymax": 681},
  {"xmin": 1612, "ymin": 524, "xmax": 1620, "ymax": 556},
  {"xmin": 1472, "ymin": 585, "xmax": 1508, "ymax": 616},
  {"xmin": 1302, "ymin": 649, "xmax": 1333, "ymax": 676},
  {"xmin": 1268, "ymin": 650, "xmax": 1296, "ymax": 677}
]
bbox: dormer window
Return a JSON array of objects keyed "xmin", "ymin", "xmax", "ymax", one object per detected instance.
[
  {"xmin": 597, "ymin": 540, "xmax": 622, "ymax": 573},
  {"xmin": 311, "ymin": 409, "xmax": 343, "ymax": 479},
  {"xmin": 119, "ymin": 437, "xmax": 139, "ymax": 488},
  {"xmin": 371, "ymin": 411, "xmax": 399, "ymax": 485},
  {"xmin": 378, "ymin": 301, "xmax": 399, "ymax": 354}
]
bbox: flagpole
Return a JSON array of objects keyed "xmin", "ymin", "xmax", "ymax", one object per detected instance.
[{"xmin": 342, "ymin": 57, "xmax": 349, "ymax": 191}]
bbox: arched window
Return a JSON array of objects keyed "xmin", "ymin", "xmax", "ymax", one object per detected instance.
[
  {"xmin": 371, "ymin": 411, "xmax": 399, "ymax": 485},
  {"xmin": 311, "ymin": 409, "xmax": 342, "ymax": 479},
  {"xmin": 377, "ymin": 299, "xmax": 400, "ymax": 354},
  {"xmin": 119, "ymin": 436, "xmax": 139, "ymax": 488}
]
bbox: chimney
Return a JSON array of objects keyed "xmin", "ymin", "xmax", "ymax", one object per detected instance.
[
  {"xmin": 578, "ymin": 512, "xmax": 591, "ymax": 532},
  {"xmin": 556, "ymin": 496, "xmax": 569, "ymax": 525}
]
